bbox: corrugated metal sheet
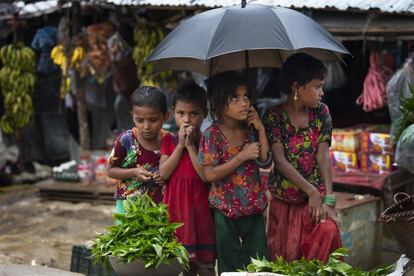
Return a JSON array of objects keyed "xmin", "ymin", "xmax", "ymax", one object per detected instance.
[
  {"xmin": 108, "ymin": 0, "xmax": 414, "ymax": 14},
  {"xmin": 0, "ymin": 1, "xmax": 65, "ymax": 20},
  {"xmin": 15, "ymin": 1, "xmax": 60, "ymax": 17},
  {"xmin": 1, "ymin": 0, "xmax": 413, "ymax": 20}
]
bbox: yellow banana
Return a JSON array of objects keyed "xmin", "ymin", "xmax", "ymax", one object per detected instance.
[{"xmin": 0, "ymin": 42, "xmax": 36, "ymax": 134}]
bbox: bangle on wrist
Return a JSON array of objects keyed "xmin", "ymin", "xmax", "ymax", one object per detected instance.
[
  {"xmin": 323, "ymin": 194, "xmax": 336, "ymax": 207},
  {"xmin": 255, "ymin": 150, "xmax": 273, "ymax": 168}
]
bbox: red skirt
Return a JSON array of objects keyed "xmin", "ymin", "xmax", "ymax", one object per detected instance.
[
  {"xmin": 164, "ymin": 176, "xmax": 216, "ymax": 263},
  {"xmin": 266, "ymin": 197, "xmax": 342, "ymax": 262}
]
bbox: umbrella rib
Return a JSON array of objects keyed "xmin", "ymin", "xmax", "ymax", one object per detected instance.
[
  {"xmin": 270, "ymin": 8, "xmax": 295, "ymax": 50},
  {"xmin": 205, "ymin": 8, "xmax": 229, "ymax": 61}
]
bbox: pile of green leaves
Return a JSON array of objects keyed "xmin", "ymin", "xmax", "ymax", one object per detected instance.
[
  {"xmin": 396, "ymin": 84, "xmax": 414, "ymax": 141},
  {"xmin": 245, "ymin": 248, "xmax": 395, "ymax": 276},
  {"xmin": 91, "ymin": 195, "xmax": 189, "ymax": 271}
]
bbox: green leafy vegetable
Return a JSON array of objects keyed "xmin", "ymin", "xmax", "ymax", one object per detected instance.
[
  {"xmin": 245, "ymin": 248, "xmax": 395, "ymax": 276},
  {"xmin": 396, "ymin": 84, "xmax": 414, "ymax": 141},
  {"xmin": 91, "ymin": 195, "xmax": 189, "ymax": 271}
]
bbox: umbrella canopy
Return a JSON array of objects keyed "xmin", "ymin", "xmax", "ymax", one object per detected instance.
[{"xmin": 147, "ymin": 3, "xmax": 350, "ymax": 76}]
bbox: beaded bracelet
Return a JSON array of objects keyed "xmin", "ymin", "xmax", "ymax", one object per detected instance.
[{"xmin": 323, "ymin": 194, "xmax": 336, "ymax": 207}]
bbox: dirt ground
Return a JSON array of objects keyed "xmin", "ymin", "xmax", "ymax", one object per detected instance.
[
  {"xmin": 0, "ymin": 181, "xmax": 404, "ymax": 275},
  {"xmin": 0, "ymin": 183, "xmax": 114, "ymax": 271}
]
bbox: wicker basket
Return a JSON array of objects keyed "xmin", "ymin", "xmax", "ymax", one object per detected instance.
[{"xmin": 379, "ymin": 192, "xmax": 414, "ymax": 259}]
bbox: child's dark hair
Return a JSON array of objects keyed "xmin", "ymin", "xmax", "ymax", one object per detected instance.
[
  {"xmin": 130, "ymin": 86, "xmax": 167, "ymax": 114},
  {"xmin": 280, "ymin": 53, "xmax": 327, "ymax": 95},
  {"xmin": 207, "ymin": 71, "xmax": 251, "ymax": 122},
  {"xmin": 173, "ymin": 82, "xmax": 207, "ymax": 114}
]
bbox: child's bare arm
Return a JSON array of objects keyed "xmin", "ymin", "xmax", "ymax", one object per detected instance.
[
  {"xmin": 203, "ymin": 144, "xmax": 258, "ymax": 183},
  {"xmin": 107, "ymin": 166, "xmax": 152, "ymax": 182},
  {"xmin": 159, "ymin": 145, "xmax": 185, "ymax": 181}
]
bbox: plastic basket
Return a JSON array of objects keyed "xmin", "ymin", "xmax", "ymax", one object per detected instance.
[
  {"xmin": 70, "ymin": 245, "xmax": 115, "ymax": 276},
  {"xmin": 379, "ymin": 192, "xmax": 414, "ymax": 259}
]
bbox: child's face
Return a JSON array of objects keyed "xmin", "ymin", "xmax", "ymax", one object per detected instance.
[
  {"xmin": 222, "ymin": 85, "xmax": 251, "ymax": 121},
  {"xmin": 131, "ymin": 106, "xmax": 168, "ymax": 141},
  {"xmin": 297, "ymin": 79, "xmax": 325, "ymax": 108},
  {"xmin": 173, "ymin": 100, "xmax": 205, "ymax": 130}
]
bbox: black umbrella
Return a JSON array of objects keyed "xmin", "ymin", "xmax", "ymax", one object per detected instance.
[
  {"xmin": 147, "ymin": 2, "xmax": 350, "ymax": 76},
  {"xmin": 148, "ymin": 2, "xmax": 350, "ymax": 166}
]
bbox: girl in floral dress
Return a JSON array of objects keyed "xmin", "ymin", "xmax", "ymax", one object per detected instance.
[
  {"xmin": 198, "ymin": 71, "xmax": 271, "ymax": 274},
  {"xmin": 107, "ymin": 86, "xmax": 169, "ymax": 213},
  {"xmin": 263, "ymin": 53, "xmax": 342, "ymax": 262},
  {"xmin": 160, "ymin": 83, "xmax": 216, "ymax": 276}
]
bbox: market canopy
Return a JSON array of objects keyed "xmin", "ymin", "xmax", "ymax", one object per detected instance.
[{"xmin": 2, "ymin": 0, "xmax": 414, "ymax": 21}]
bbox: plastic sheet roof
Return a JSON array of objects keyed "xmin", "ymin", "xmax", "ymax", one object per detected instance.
[
  {"xmin": 0, "ymin": 1, "xmax": 69, "ymax": 20},
  {"xmin": 109, "ymin": 0, "xmax": 414, "ymax": 14},
  {"xmin": 2, "ymin": 0, "xmax": 414, "ymax": 19}
]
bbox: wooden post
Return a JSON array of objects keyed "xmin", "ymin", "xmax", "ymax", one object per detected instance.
[{"xmin": 71, "ymin": 0, "xmax": 90, "ymax": 150}]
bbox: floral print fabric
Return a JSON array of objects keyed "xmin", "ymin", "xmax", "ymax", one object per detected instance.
[
  {"xmin": 263, "ymin": 103, "xmax": 332, "ymax": 203},
  {"xmin": 108, "ymin": 128, "xmax": 166, "ymax": 201},
  {"xmin": 198, "ymin": 124, "xmax": 267, "ymax": 218}
]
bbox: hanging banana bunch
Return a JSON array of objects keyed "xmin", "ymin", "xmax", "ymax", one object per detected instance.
[
  {"xmin": 0, "ymin": 42, "xmax": 36, "ymax": 134},
  {"xmin": 132, "ymin": 22, "xmax": 172, "ymax": 87},
  {"xmin": 50, "ymin": 44, "xmax": 86, "ymax": 97}
]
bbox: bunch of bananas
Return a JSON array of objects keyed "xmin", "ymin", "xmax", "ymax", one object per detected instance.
[
  {"xmin": 51, "ymin": 45, "xmax": 85, "ymax": 97},
  {"xmin": 0, "ymin": 42, "xmax": 36, "ymax": 134},
  {"xmin": 132, "ymin": 23, "xmax": 172, "ymax": 86}
]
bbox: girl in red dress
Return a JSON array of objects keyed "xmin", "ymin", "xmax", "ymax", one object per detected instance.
[{"xmin": 160, "ymin": 83, "xmax": 216, "ymax": 276}]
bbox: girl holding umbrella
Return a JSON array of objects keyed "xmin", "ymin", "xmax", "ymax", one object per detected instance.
[{"xmin": 263, "ymin": 53, "xmax": 342, "ymax": 262}]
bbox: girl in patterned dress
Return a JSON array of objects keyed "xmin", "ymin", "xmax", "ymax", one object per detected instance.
[
  {"xmin": 160, "ymin": 83, "xmax": 216, "ymax": 276},
  {"xmin": 107, "ymin": 86, "xmax": 169, "ymax": 214},
  {"xmin": 263, "ymin": 53, "xmax": 342, "ymax": 262},
  {"xmin": 198, "ymin": 71, "xmax": 270, "ymax": 274}
]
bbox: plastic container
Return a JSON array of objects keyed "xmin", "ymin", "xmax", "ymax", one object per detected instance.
[
  {"xmin": 94, "ymin": 157, "xmax": 108, "ymax": 185},
  {"xmin": 78, "ymin": 156, "xmax": 93, "ymax": 184}
]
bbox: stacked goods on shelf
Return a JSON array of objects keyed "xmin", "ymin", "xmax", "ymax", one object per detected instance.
[
  {"xmin": 330, "ymin": 124, "xmax": 394, "ymax": 174},
  {"xmin": 360, "ymin": 125, "xmax": 394, "ymax": 174},
  {"xmin": 330, "ymin": 126, "xmax": 364, "ymax": 173}
]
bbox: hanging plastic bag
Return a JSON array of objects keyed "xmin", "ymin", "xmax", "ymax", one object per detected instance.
[
  {"xmin": 395, "ymin": 124, "xmax": 414, "ymax": 174},
  {"xmin": 386, "ymin": 56, "xmax": 414, "ymax": 141},
  {"xmin": 31, "ymin": 27, "xmax": 58, "ymax": 73}
]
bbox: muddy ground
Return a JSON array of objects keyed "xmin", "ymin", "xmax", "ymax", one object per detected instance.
[
  {"xmin": 0, "ymin": 181, "xmax": 403, "ymax": 275},
  {"xmin": 0, "ymin": 183, "xmax": 114, "ymax": 271}
]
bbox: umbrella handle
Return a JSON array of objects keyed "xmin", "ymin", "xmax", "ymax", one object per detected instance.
[{"xmin": 249, "ymin": 125, "xmax": 273, "ymax": 168}]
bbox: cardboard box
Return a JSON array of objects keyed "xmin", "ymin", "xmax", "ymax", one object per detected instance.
[
  {"xmin": 360, "ymin": 125, "xmax": 393, "ymax": 154},
  {"xmin": 360, "ymin": 153, "xmax": 392, "ymax": 174},
  {"xmin": 331, "ymin": 151, "xmax": 359, "ymax": 172},
  {"xmin": 331, "ymin": 129, "xmax": 361, "ymax": 153}
]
